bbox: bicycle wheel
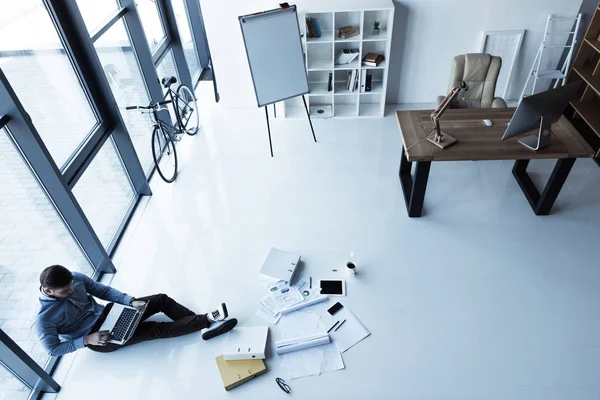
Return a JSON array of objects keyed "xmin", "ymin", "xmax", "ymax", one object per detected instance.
[
  {"xmin": 175, "ymin": 84, "xmax": 199, "ymax": 135},
  {"xmin": 151, "ymin": 125, "xmax": 178, "ymax": 183}
]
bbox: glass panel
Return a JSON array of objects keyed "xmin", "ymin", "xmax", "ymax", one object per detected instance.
[
  {"xmin": 72, "ymin": 137, "xmax": 135, "ymax": 249},
  {"xmin": 0, "ymin": 370, "xmax": 29, "ymax": 400},
  {"xmin": 156, "ymin": 50, "xmax": 180, "ymax": 122},
  {"xmin": 95, "ymin": 19, "xmax": 154, "ymax": 175},
  {"xmin": 170, "ymin": 0, "xmax": 200, "ymax": 80},
  {"xmin": 75, "ymin": 0, "xmax": 119, "ymax": 33},
  {"xmin": 135, "ymin": 0, "xmax": 166, "ymax": 53},
  {"xmin": 0, "ymin": 128, "xmax": 93, "ymax": 398},
  {"xmin": 0, "ymin": 2, "xmax": 98, "ymax": 169}
]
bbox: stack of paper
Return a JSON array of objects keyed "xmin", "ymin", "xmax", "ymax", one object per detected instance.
[{"xmin": 255, "ymin": 278, "xmax": 328, "ymax": 324}]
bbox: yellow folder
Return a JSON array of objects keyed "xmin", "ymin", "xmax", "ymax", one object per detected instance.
[{"xmin": 215, "ymin": 355, "xmax": 267, "ymax": 391}]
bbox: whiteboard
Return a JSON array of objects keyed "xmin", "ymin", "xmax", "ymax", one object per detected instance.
[
  {"xmin": 239, "ymin": 6, "xmax": 309, "ymax": 107},
  {"xmin": 480, "ymin": 30, "xmax": 525, "ymax": 100}
]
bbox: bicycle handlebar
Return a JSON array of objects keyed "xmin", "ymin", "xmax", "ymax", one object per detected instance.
[{"xmin": 125, "ymin": 99, "xmax": 172, "ymax": 111}]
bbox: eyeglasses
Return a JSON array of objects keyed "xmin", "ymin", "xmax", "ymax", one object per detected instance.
[{"xmin": 276, "ymin": 377, "xmax": 291, "ymax": 394}]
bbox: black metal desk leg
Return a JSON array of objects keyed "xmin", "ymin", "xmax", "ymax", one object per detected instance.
[
  {"xmin": 265, "ymin": 106, "xmax": 273, "ymax": 157},
  {"xmin": 512, "ymin": 158, "xmax": 576, "ymax": 215},
  {"xmin": 398, "ymin": 147, "xmax": 431, "ymax": 217}
]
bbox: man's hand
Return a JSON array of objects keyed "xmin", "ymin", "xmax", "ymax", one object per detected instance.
[
  {"xmin": 131, "ymin": 300, "xmax": 146, "ymax": 310},
  {"xmin": 84, "ymin": 330, "xmax": 111, "ymax": 346}
]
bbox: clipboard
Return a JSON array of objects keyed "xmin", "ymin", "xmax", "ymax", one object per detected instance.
[{"xmin": 215, "ymin": 355, "xmax": 267, "ymax": 391}]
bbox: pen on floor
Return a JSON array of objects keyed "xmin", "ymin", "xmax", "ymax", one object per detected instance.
[
  {"xmin": 334, "ymin": 319, "xmax": 346, "ymax": 332},
  {"xmin": 327, "ymin": 321, "xmax": 340, "ymax": 333},
  {"xmin": 310, "ymin": 276, "xmax": 312, "ymax": 289}
]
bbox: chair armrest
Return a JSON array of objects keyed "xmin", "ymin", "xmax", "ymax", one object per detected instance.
[
  {"xmin": 436, "ymin": 95, "xmax": 445, "ymax": 106},
  {"xmin": 491, "ymin": 97, "xmax": 507, "ymax": 108}
]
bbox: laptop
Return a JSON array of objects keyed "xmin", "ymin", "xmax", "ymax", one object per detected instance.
[{"xmin": 99, "ymin": 303, "xmax": 147, "ymax": 345}]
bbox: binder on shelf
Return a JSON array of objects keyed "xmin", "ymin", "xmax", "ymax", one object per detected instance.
[
  {"xmin": 328, "ymin": 72, "xmax": 333, "ymax": 92},
  {"xmin": 354, "ymin": 69, "xmax": 360, "ymax": 91},
  {"xmin": 360, "ymin": 70, "xmax": 367, "ymax": 93},
  {"xmin": 215, "ymin": 355, "xmax": 267, "ymax": 391},
  {"xmin": 365, "ymin": 70, "xmax": 372, "ymax": 92},
  {"xmin": 222, "ymin": 326, "xmax": 269, "ymax": 361}
]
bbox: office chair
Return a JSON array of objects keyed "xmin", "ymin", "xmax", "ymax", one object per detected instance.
[{"xmin": 436, "ymin": 53, "xmax": 507, "ymax": 109}]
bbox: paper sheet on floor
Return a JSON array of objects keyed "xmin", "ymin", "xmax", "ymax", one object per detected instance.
[
  {"xmin": 321, "ymin": 342, "xmax": 345, "ymax": 373},
  {"xmin": 279, "ymin": 312, "xmax": 344, "ymax": 379},
  {"xmin": 279, "ymin": 310, "xmax": 320, "ymax": 335},
  {"xmin": 317, "ymin": 318, "xmax": 345, "ymax": 374},
  {"xmin": 255, "ymin": 305, "xmax": 281, "ymax": 324},
  {"xmin": 327, "ymin": 306, "xmax": 370, "ymax": 353}
]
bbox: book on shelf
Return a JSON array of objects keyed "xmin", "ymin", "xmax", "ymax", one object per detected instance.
[
  {"xmin": 354, "ymin": 69, "xmax": 360, "ymax": 91},
  {"xmin": 313, "ymin": 18, "xmax": 322, "ymax": 38},
  {"xmin": 349, "ymin": 69, "xmax": 357, "ymax": 91},
  {"xmin": 338, "ymin": 25, "xmax": 358, "ymax": 39},
  {"xmin": 346, "ymin": 70, "xmax": 352, "ymax": 90},
  {"xmin": 365, "ymin": 70, "xmax": 372, "ymax": 92},
  {"xmin": 328, "ymin": 72, "xmax": 333, "ymax": 92},
  {"xmin": 362, "ymin": 52, "xmax": 384, "ymax": 67},
  {"xmin": 335, "ymin": 48, "xmax": 359, "ymax": 65},
  {"xmin": 306, "ymin": 18, "xmax": 321, "ymax": 38}
]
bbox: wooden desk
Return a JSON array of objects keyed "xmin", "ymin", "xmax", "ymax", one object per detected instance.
[{"xmin": 396, "ymin": 108, "xmax": 595, "ymax": 217}]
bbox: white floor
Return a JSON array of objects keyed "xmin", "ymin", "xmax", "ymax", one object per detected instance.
[{"xmin": 46, "ymin": 87, "xmax": 600, "ymax": 399}]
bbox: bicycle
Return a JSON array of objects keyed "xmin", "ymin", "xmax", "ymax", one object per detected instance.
[{"xmin": 126, "ymin": 76, "xmax": 199, "ymax": 183}]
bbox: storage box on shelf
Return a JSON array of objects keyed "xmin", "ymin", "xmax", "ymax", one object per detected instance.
[
  {"xmin": 283, "ymin": 1, "xmax": 394, "ymax": 119},
  {"xmin": 565, "ymin": 0, "xmax": 600, "ymax": 160}
]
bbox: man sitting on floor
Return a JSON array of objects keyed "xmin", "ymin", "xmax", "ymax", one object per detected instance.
[{"xmin": 36, "ymin": 265, "xmax": 237, "ymax": 356}]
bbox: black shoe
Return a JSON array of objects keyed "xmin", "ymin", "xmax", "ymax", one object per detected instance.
[{"xmin": 202, "ymin": 318, "xmax": 237, "ymax": 340}]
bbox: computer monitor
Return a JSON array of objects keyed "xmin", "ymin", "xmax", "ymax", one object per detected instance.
[{"xmin": 501, "ymin": 81, "xmax": 581, "ymax": 151}]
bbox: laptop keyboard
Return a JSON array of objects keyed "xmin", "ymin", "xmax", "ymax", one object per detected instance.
[{"xmin": 111, "ymin": 308, "xmax": 138, "ymax": 342}]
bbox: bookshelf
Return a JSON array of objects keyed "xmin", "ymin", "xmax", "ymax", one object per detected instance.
[
  {"xmin": 284, "ymin": 1, "xmax": 395, "ymax": 119},
  {"xmin": 564, "ymin": 0, "xmax": 600, "ymax": 160}
]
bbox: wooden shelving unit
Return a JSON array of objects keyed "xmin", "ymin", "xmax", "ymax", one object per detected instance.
[
  {"xmin": 284, "ymin": 1, "xmax": 395, "ymax": 119},
  {"xmin": 565, "ymin": 0, "xmax": 600, "ymax": 160}
]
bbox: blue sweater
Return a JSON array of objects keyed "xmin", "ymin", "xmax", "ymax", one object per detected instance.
[{"xmin": 36, "ymin": 272, "xmax": 134, "ymax": 357}]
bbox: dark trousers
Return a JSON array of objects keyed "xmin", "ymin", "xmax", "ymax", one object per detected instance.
[{"xmin": 87, "ymin": 293, "xmax": 209, "ymax": 353}]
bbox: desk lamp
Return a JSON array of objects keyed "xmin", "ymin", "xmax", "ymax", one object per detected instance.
[{"xmin": 428, "ymin": 81, "xmax": 469, "ymax": 149}]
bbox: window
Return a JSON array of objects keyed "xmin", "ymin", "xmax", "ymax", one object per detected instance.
[
  {"xmin": 0, "ymin": 371, "xmax": 28, "ymax": 400},
  {"xmin": 0, "ymin": 2, "xmax": 98, "ymax": 169},
  {"xmin": 170, "ymin": 0, "xmax": 200, "ymax": 80},
  {"xmin": 135, "ymin": 0, "xmax": 166, "ymax": 53},
  {"xmin": 75, "ymin": 0, "xmax": 119, "ymax": 33},
  {"xmin": 95, "ymin": 19, "xmax": 154, "ymax": 174},
  {"xmin": 72, "ymin": 138, "xmax": 135, "ymax": 249},
  {"xmin": 0, "ymin": 128, "xmax": 93, "ymax": 398}
]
